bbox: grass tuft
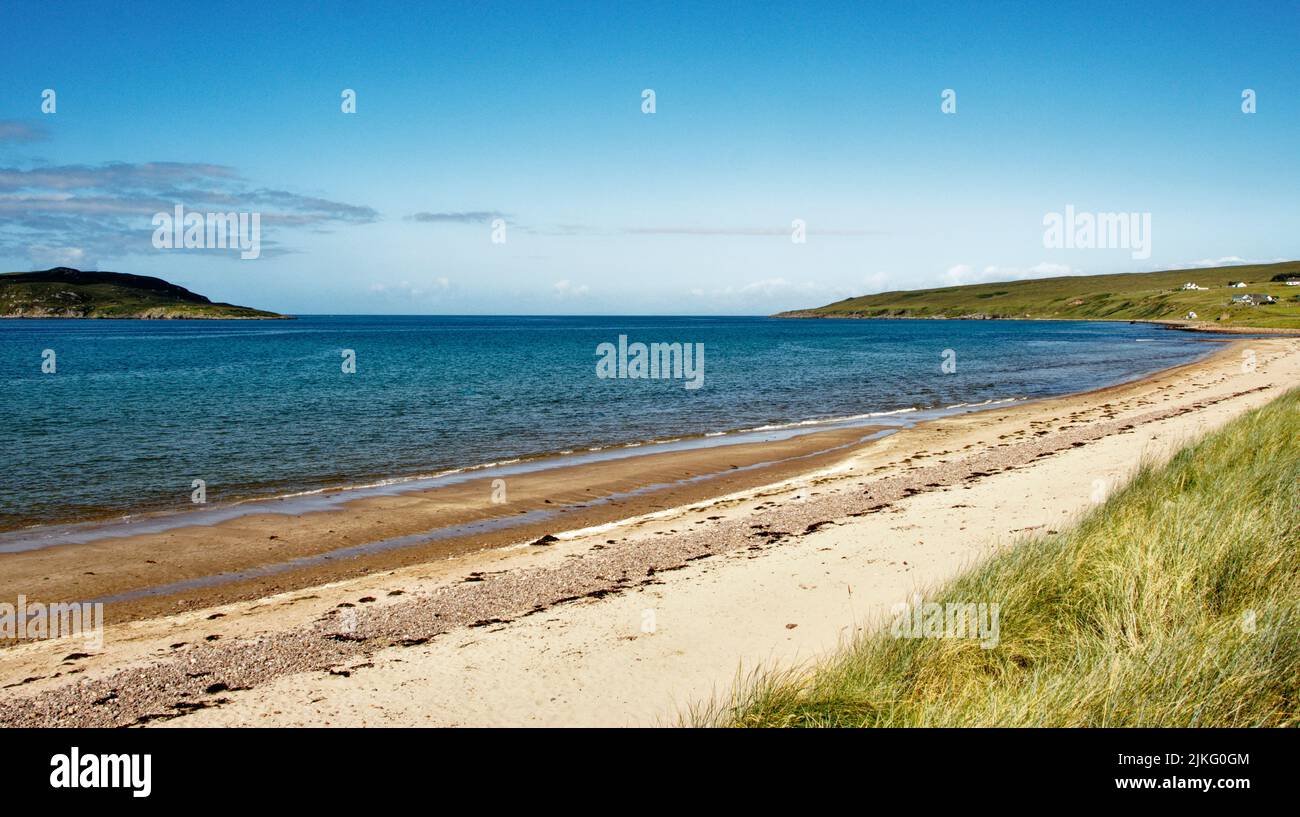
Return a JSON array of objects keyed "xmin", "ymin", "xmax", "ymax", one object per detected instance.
[{"xmin": 698, "ymin": 387, "xmax": 1300, "ymax": 727}]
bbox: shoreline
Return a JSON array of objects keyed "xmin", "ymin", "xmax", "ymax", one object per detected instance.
[
  {"xmin": 0, "ymin": 317, "xmax": 1237, "ymax": 539},
  {"xmin": 0, "ymin": 400, "xmax": 1007, "ymax": 543},
  {"xmin": 774, "ymin": 312, "xmax": 1300, "ymax": 335},
  {"xmin": 0, "ymin": 314, "xmax": 292, "ymax": 320},
  {"xmin": 0, "ymin": 321, "xmax": 1219, "ymax": 540},
  {"xmin": 0, "ymin": 336, "xmax": 1295, "ymax": 726},
  {"xmin": 1144, "ymin": 319, "xmax": 1300, "ymax": 335},
  {"xmin": 0, "ymin": 420, "xmax": 899, "ymax": 623},
  {"xmin": 0, "ymin": 340, "xmax": 1222, "ymax": 619}
]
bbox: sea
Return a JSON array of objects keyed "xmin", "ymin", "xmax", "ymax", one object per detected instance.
[{"xmin": 0, "ymin": 316, "xmax": 1216, "ymax": 533}]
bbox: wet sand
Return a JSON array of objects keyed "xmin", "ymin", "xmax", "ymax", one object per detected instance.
[
  {"xmin": 0, "ymin": 422, "xmax": 891, "ymax": 623},
  {"xmin": 0, "ymin": 337, "xmax": 1295, "ymax": 727}
]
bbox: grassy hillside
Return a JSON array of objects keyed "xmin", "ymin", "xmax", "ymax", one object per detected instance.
[
  {"xmin": 698, "ymin": 387, "xmax": 1300, "ymax": 727},
  {"xmin": 0, "ymin": 268, "xmax": 287, "ymax": 319},
  {"xmin": 779, "ymin": 260, "xmax": 1300, "ymax": 330}
]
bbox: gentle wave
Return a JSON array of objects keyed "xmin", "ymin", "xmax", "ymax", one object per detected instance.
[{"xmin": 0, "ymin": 315, "xmax": 1216, "ymax": 532}]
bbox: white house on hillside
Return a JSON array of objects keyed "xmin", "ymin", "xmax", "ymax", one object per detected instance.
[
  {"xmin": 1181, "ymin": 282, "xmax": 1205, "ymax": 290},
  {"xmin": 1233, "ymin": 293, "xmax": 1277, "ymax": 305},
  {"xmin": 1227, "ymin": 281, "xmax": 1248, "ymax": 288}
]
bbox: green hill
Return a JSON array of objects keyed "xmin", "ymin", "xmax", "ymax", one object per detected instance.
[
  {"xmin": 777, "ymin": 261, "xmax": 1300, "ymax": 331},
  {"xmin": 0, "ymin": 268, "xmax": 288, "ymax": 319}
]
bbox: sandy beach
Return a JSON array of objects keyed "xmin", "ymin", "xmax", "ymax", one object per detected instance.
[
  {"xmin": 1, "ymin": 335, "xmax": 1296, "ymax": 727},
  {"xmin": 0, "ymin": 423, "xmax": 888, "ymax": 622}
]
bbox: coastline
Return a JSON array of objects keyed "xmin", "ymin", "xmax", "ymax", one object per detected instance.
[
  {"xmin": 0, "ymin": 316, "xmax": 1227, "ymax": 537},
  {"xmin": 1144, "ymin": 319, "xmax": 1300, "ymax": 335},
  {"xmin": 0, "ymin": 313, "xmax": 292, "ymax": 320},
  {"xmin": 0, "ymin": 336, "xmax": 1295, "ymax": 726},
  {"xmin": 0, "ymin": 422, "xmax": 897, "ymax": 622},
  {"xmin": 0, "ymin": 333, "xmax": 1218, "ymax": 614},
  {"xmin": 774, "ymin": 311, "xmax": 1300, "ymax": 336},
  {"xmin": 0, "ymin": 402, "xmax": 998, "ymax": 541}
]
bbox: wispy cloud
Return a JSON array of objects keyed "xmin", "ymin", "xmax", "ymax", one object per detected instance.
[
  {"xmin": 690, "ymin": 277, "xmax": 842, "ymax": 307},
  {"xmin": 0, "ymin": 162, "xmax": 239, "ymax": 191},
  {"xmin": 552, "ymin": 279, "xmax": 589, "ymax": 297},
  {"xmin": 407, "ymin": 211, "xmax": 506, "ymax": 224},
  {"xmin": 369, "ymin": 277, "xmax": 452, "ymax": 299},
  {"xmin": 0, "ymin": 120, "xmax": 49, "ymax": 144},
  {"xmin": 625, "ymin": 225, "xmax": 882, "ymax": 237},
  {"xmin": 0, "ymin": 161, "xmax": 377, "ymax": 262},
  {"xmin": 415, "ymin": 221, "xmax": 881, "ymax": 238},
  {"xmin": 27, "ymin": 245, "xmax": 88, "ymax": 268}
]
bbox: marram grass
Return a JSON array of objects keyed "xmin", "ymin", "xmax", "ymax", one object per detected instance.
[{"xmin": 695, "ymin": 387, "xmax": 1300, "ymax": 727}]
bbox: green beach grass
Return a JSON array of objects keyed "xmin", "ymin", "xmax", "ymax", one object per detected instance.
[
  {"xmin": 697, "ymin": 387, "xmax": 1300, "ymax": 727},
  {"xmin": 778, "ymin": 260, "xmax": 1300, "ymax": 330}
]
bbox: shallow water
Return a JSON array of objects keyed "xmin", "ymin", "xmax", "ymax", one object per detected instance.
[{"xmin": 0, "ymin": 315, "xmax": 1213, "ymax": 531}]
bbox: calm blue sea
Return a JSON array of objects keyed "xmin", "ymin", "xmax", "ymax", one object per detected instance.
[{"xmin": 0, "ymin": 316, "xmax": 1213, "ymax": 531}]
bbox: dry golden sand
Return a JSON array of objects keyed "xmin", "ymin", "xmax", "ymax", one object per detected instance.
[{"xmin": 0, "ymin": 337, "xmax": 1296, "ymax": 727}]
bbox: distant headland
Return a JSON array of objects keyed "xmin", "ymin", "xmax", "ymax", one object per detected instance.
[
  {"xmin": 0, "ymin": 268, "xmax": 288, "ymax": 319},
  {"xmin": 775, "ymin": 260, "xmax": 1300, "ymax": 333}
]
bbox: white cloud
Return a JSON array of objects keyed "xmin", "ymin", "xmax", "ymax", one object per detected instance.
[
  {"xmin": 692, "ymin": 277, "xmax": 834, "ymax": 300},
  {"xmin": 738, "ymin": 277, "xmax": 810, "ymax": 297},
  {"xmin": 552, "ymin": 279, "xmax": 590, "ymax": 297},
  {"xmin": 28, "ymin": 245, "xmax": 88, "ymax": 268},
  {"xmin": 686, "ymin": 278, "xmax": 851, "ymax": 313},
  {"xmin": 944, "ymin": 264, "xmax": 975, "ymax": 284},
  {"xmin": 369, "ymin": 277, "xmax": 452, "ymax": 299},
  {"xmin": 860, "ymin": 271, "xmax": 892, "ymax": 293}
]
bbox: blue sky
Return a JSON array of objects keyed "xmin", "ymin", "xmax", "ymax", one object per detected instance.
[{"xmin": 1, "ymin": 0, "xmax": 1297, "ymax": 314}]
